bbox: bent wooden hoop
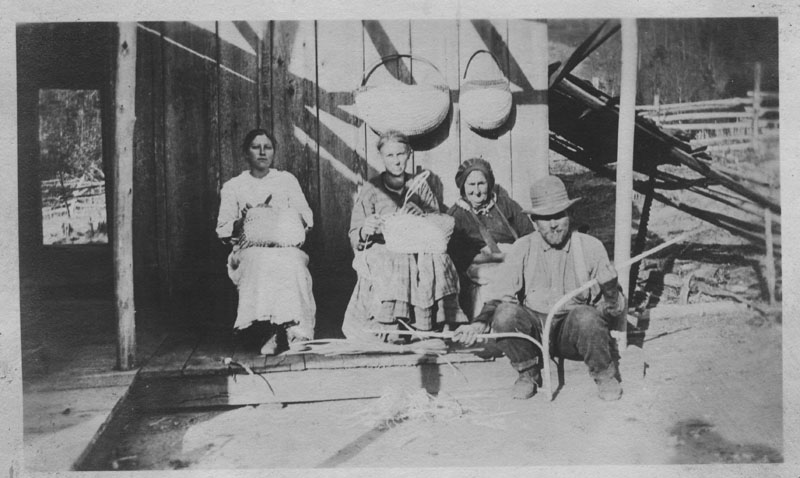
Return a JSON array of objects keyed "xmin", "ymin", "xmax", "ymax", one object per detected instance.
[
  {"xmin": 387, "ymin": 228, "xmax": 697, "ymax": 401},
  {"xmin": 539, "ymin": 229, "xmax": 697, "ymax": 400}
]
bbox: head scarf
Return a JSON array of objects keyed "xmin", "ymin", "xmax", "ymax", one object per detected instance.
[{"xmin": 455, "ymin": 157, "xmax": 495, "ymax": 197}]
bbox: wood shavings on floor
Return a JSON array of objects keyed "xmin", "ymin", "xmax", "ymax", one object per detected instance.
[{"xmin": 351, "ymin": 388, "xmax": 469, "ymax": 430}]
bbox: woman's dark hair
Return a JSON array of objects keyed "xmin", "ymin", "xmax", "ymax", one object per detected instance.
[
  {"xmin": 241, "ymin": 128, "xmax": 277, "ymax": 154},
  {"xmin": 376, "ymin": 130, "xmax": 410, "ymax": 153}
]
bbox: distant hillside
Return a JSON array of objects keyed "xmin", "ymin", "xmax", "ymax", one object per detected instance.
[{"xmin": 548, "ymin": 18, "xmax": 778, "ymax": 104}]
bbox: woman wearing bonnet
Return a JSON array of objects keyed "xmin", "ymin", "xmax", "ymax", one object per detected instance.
[{"xmin": 447, "ymin": 157, "xmax": 534, "ymax": 318}]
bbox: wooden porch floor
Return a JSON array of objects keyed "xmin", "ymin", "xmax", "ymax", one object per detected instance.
[
  {"xmin": 130, "ymin": 326, "xmax": 506, "ymax": 411},
  {"xmin": 139, "ymin": 326, "xmax": 497, "ymax": 379}
]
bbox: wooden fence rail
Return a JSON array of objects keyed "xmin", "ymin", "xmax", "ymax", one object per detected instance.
[
  {"xmin": 636, "ymin": 91, "xmax": 779, "ymax": 155},
  {"xmin": 636, "ymin": 97, "xmax": 753, "ymax": 112}
]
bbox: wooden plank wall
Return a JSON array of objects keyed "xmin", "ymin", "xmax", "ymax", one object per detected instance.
[
  {"xmin": 215, "ymin": 22, "xmax": 262, "ymax": 325},
  {"xmin": 132, "ymin": 20, "xmax": 544, "ymax": 331},
  {"xmin": 410, "ymin": 20, "xmax": 461, "ymax": 208},
  {"xmin": 133, "ymin": 22, "xmax": 261, "ymax": 325},
  {"xmin": 315, "ymin": 21, "xmax": 363, "ymax": 270},
  {"xmin": 132, "ymin": 23, "xmax": 162, "ymax": 308},
  {"xmin": 460, "ymin": 20, "xmax": 514, "ymax": 201}
]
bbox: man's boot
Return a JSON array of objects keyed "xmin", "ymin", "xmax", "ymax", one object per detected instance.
[
  {"xmin": 593, "ymin": 364, "xmax": 622, "ymax": 401},
  {"xmin": 512, "ymin": 367, "xmax": 541, "ymax": 400}
]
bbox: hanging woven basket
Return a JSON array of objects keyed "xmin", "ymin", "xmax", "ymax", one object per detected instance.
[
  {"xmin": 460, "ymin": 50, "xmax": 513, "ymax": 131},
  {"xmin": 354, "ymin": 54, "xmax": 451, "ymax": 137},
  {"xmin": 383, "ymin": 213, "xmax": 454, "ymax": 254}
]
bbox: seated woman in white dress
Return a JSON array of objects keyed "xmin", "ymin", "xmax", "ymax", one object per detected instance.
[
  {"xmin": 342, "ymin": 131, "xmax": 466, "ymax": 342},
  {"xmin": 216, "ymin": 129, "xmax": 316, "ymax": 355}
]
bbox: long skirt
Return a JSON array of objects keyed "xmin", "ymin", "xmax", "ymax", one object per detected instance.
[
  {"xmin": 227, "ymin": 246, "xmax": 316, "ymax": 338},
  {"xmin": 342, "ymin": 243, "xmax": 466, "ymax": 342}
]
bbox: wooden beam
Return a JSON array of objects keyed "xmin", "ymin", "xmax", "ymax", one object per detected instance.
[
  {"xmin": 558, "ymin": 76, "xmax": 780, "ymax": 214},
  {"xmin": 661, "ymin": 121, "xmax": 755, "ymax": 131},
  {"xmin": 764, "ymin": 208, "xmax": 777, "ymax": 305},
  {"xmin": 636, "ymin": 97, "xmax": 752, "ymax": 112},
  {"xmin": 613, "ymin": 19, "xmax": 638, "ymax": 349},
  {"xmin": 549, "ymin": 138, "xmax": 780, "ymax": 251},
  {"xmin": 132, "ymin": 359, "xmax": 513, "ymax": 409},
  {"xmin": 614, "ymin": 19, "xmax": 637, "ymax": 292},
  {"xmin": 528, "ymin": 20, "xmax": 550, "ymax": 186},
  {"xmin": 508, "ymin": 19, "xmax": 549, "ymax": 208},
  {"xmin": 113, "ymin": 23, "xmax": 138, "ymax": 370},
  {"xmin": 752, "ymin": 61, "xmax": 763, "ymax": 157},
  {"xmin": 658, "ymin": 112, "xmax": 754, "ymax": 122},
  {"xmin": 629, "ymin": 172, "xmax": 656, "ymax": 298}
]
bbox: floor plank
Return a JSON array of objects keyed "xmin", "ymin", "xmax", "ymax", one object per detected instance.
[
  {"xmin": 139, "ymin": 332, "xmax": 201, "ymax": 377},
  {"xmin": 183, "ymin": 328, "xmax": 235, "ymax": 375},
  {"xmin": 303, "ymin": 350, "xmax": 494, "ymax": 370},
  {"xmin": 133, "ymin": 360, "xmax": 516, "ymax": 409},
  {"xmin": 256, "ymin": 353, "xmax": 307, "ymax": 373}
]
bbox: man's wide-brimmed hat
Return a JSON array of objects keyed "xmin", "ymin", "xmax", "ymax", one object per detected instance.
[{"xmin": 523, "ymin": 176, "xmax": 582, "ymax": 216}]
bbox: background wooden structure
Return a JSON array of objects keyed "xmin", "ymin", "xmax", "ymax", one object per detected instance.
[
  {"xmin": 635, "ymin": 90, "xmax": 780, "ymax": 156},
  {"xmin": 17, "ymin": 20, "xmax": 551, "ymax": 335}
]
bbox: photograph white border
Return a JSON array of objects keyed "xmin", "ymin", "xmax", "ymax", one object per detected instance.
[{"xmin": 1, "ymin": 0, "xmax": 798, "ymax": 476}]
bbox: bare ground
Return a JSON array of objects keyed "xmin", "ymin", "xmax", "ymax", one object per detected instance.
[{"xmin": 100, "ymin": 302, "xmax": 781, "ymax": 469}]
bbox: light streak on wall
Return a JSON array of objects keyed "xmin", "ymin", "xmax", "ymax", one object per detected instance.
[{"xmin": 293, "ymin": 125, "xmax": 363, "ymax": 185}]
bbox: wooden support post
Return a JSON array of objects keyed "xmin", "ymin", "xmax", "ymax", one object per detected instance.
[
  {"xmin": 628, "ymin": 171, "xmax": 656, "ymax": 300},
  {"xmin": 764, "ymin": 207, "xmax": 776, "ymax": 306},
  {"xmin": 529, "ymin": 20, "xmax": 550, "ymax": 191},
  {"xmin": 613, "ymin": 19, "xmax": 638, "ymax": 351},
  {"xmin": 752, "ymin": 62, "xmax": 763, "ymax": 157},
  {"xmin": 113, "ymin": 23, "xmax": 137, "ymax": 370},
  {"xmin": 508, "ymin": 19, "xmax": 548, "ymax": 208},
  {"xmin": 653, "ymin": 92, "xmax": 660, "ymax": 122}
]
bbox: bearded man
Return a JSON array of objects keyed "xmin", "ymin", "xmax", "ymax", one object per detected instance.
[{"xmin": 453, "ymin": 176, "xmax": 626, "ymax": 401}]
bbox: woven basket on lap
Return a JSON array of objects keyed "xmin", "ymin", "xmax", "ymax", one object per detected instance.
[
  {"xmin": 460, "ymin": 50, "xmax": 513, "ymax": 131},
  {"xmin": 383, "ymin": 213, "xmax": 454, "ymax": 254},
  {"xmin": 241, "ymin": 206, "xmax": 306, "ymax": 248},
  {"xmin": 354, "ymin": 54, "xmax": 451, "ymax": 136}
]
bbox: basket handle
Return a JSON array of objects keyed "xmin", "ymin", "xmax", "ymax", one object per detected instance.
[
  {"xmin": 463, "ymin": 49, "xmax": 507, "ymax": 80},
  {"xmin": 361, "ymin": 54, "xmax": 446, "ymax": 87}
]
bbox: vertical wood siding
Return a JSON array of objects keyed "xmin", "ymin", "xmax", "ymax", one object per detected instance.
[{"xmin": 134, "ymin": 20, "xmax": 545, "ymax": 326}]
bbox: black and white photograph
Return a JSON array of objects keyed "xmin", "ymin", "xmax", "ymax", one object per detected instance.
[{"xmin": 2, "ymin": 1, "xmax": 798, "ymax": 476}]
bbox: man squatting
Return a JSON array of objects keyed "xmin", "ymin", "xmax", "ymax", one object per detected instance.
[{"xmin": 453, "ymin": 175, "xmax": 626, "ymax": 401}]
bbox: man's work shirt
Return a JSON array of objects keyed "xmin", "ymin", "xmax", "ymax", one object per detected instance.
[{"xmin": 484, "ymin": 230, "xmax": 620, "ymax": 315}]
